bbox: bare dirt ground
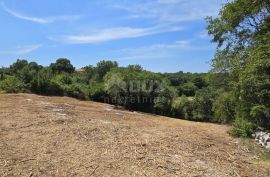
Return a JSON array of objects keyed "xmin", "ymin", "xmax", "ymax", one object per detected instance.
[{"xmin": 0, "ymin": 94, "xmax": 269, "ymax": 177}]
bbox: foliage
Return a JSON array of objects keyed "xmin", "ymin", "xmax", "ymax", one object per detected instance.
[
  {"xmin": 229, "ymin": 118, "xmax": 255, "ymax": 137},
  {"xmin": 31, "ymin": 68, "xmax": 62, "ymax": 95},
  {"xmin": 171, "ymin": 96, "xmax": 193, "ymax": 119},
  {"xmin": 104, "ymin": 73, "xmax": 126, "ymax": 105},
  {"xmin": 154, "ymin": 85, "xmax": 177, "ymax": 115},
  {"xmin": 96, "ymin": 60, "xmax": 118, "ymax": 80},
  {"xmin": 0, "ymin": 76, "xmax": 24, "ymax": 93},
  {"xmin": 50, "ymin": 58, "xmax": 75, "ymax": 74},
  {"xmin": 207, "ymin": 0, "xmax": 270, "ymax": 136},
  {"xmin": 237, "ymin": 40, "xmax": 270, "ymax": 129},
  {"xmin": 212, "ymin": 91, "xmax": 235, "ymax": 123},
  {"xmin": 10, "ymin": 59, "xmax": 29, "ymax": 74},
  {"xmin": 193, "ymin": 77, "xmax": 207, "ymax": 89},
  {"xmin": 191, "ymin": 88, "xmax": 215, "ymax": 121},
  {"xmin": 181, "ymin": 82, "xmax": 198, "ymax": 96},
  {"xmin": 88, "ymin": 82, "xmax": 107, "ymax": 102},
  {"xmin": 64, "ymin": 84, "xmax": 88, "ymax": 100}
]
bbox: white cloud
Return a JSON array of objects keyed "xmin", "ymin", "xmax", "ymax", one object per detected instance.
[
  {"xmin": 198, "ymin": 31, "xmax": 210, "ymax": 39},
  {"xmin": 55, "ymin": 25, "xmax": 183, "ymax": 44},
  {"xmin": 115, "ymin": 41, "xmax": 214, "ymax": 61},
  {"xmin": 0, "ymin": 44, "xmax": 42, "ymax": 55},
  {"xmin": 112, "ymin": 0, "xmax": 222, "ymax": 22},
  {"xmin": 0, "ymin": 2, "xmax": 81, "ymax": 24}
]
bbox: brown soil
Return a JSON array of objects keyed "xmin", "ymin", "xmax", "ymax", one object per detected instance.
[{"xmin": 0, "ymin": 94, "xmax": 269, "ymax": 177}]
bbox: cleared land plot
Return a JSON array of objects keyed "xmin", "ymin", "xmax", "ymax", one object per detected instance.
[{"xmin": 0, "ymin": 94, "xmax": 269, "ymax": 176}]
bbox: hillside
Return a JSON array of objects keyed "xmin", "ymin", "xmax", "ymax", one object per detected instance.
[{"xmin": 0, "ymin": 94, "xmax": 269, "ymax": 176}]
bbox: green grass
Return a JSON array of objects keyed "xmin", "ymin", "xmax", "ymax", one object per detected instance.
[
  {"xmin": 259, "ymin": 150, "xmax": 270, "ymax": 162},
  {"xmin": 238, "ymin": 138, "xmax": 270, "ymax": 163}
]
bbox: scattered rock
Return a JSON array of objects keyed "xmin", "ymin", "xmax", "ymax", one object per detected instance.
[
  {"xmin": 253, "ymin": 130, "xmax": 270, "ymax": 149},
  {"xmin": 266, "ymin": 142, "xmax": 270, "ymax": 149}
]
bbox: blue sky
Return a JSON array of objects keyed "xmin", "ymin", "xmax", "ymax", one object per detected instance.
[{"xmin": 0, "ymin": 0, "xmax": 227, "ymax": 73}]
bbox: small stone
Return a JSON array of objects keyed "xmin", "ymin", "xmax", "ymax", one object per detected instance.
[{"xmin": 266, "ymin": 142, "xmax": 270, "ymax": 149}]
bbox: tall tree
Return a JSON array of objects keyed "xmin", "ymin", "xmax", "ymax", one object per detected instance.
[
  {"xmin": 50, "ymin": 58, "xmax": 75, "ymax": 74},
  {"xmin": 96, "ymin": 60, "xmax": 118, "ymax": 80},
  {"xmin": 207, "ymin": 0, "xmax": 270, "ymax": 133},
  {"xmin": 10, "ymin": 59, "xmax": 28, "ymax": 73}
]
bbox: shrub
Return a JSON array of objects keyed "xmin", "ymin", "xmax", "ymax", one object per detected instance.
[
  {"xmin": 192, "ymin": 88, "xmax": 215, "ymax": 121},
  {"xmin": 181, "ymin": 82, "xmax": 198, "ymax": 96},
  {"xmin": 0, "ymin": 76, "xmax": 24, "ymax": 93},
  {"xmin": 230, "ymin": 118, "xmax": 255, "ymax": 137},
  {"xmin": 31, "ymin": 68, "xmax": 53, "ymax": 94},
  {"xmin": 88, "ymin": 82, "xmax": 107, "ymax": 102},
  {"xmin": 213, "ymin": 91, "xmax": 235, "ymax": 123},
  {"xmin": 154, "ymin": 86, "xmax": 177, "ymax": 116},
  {"xmin": 171, "ymin": 96, "xmax": 192, "ymax": 118},
  {"xmin": 65, "ymin": 84, "xmax": 88, "ymax": 100},
  {"xmin": 48, "ymin": 80, "xmax": 64, "ymax": 96}
]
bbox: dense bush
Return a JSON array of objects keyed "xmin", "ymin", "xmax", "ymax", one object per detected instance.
[
  {"xmin": 229, "ymin": 118, "xmax": 255, "ymax": 138},
  {"xmin": 89, "ymin": 82, "xmax": 107, "ymax": 102},
  {"xmin": 96, "ymin": 60, "xmax": 118, "ymax": 81},
  {"xmin": 191, "ymin": 88, "xmax": 215, "ymax": 121},
  {"xmin": 171, "ymin": 96, "xmax": 192, "ymax": 119},
  {"xmin": 154, "ymin": 85, "xmax": 177, "ymax": 116},
  {"xmin": 0, "ymin": 76, "xmax": 24, "ymax": 93},
  {"xmin": 64, "ymin": 84, "xmax": 88, "ymax": 100},
  {"xmin": 213, "ymin": 91, "xmax": 235, "ymax": 123},
  {"xmin": 181, "ymin": 82, "xmax": 198, "ymax": 96}
]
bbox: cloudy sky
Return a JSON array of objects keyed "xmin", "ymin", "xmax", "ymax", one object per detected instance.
[{"xmin": 0, "ymin": 0, "xmax": 227, "ymax": 72}]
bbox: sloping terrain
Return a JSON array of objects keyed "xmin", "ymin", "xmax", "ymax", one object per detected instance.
[{"xmin": 0, "ymin": 94, "xmax": 269, "ymax": 177}]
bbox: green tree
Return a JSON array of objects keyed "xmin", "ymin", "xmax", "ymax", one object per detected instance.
[
  {"xmin": 237, "ymin": 39, "xmax": 270, "ymax": 129},
  {"xmin": 0, "ymin": 76, "xmax": 24, "ymax": 93},
  {"xmin": 83, "ymin": 65, "xmax": 96, "ymax": 82},
  {"xmin": 0, "ymin": 67, "xmax": 8, "ymax": 80},
  {"xmin": 50, "ymin": 58, "xmax": 75, "ymax": 74},
  {"xmin": 206, "ymin": 0, "xmax": 270, "ymax": 72},
  {"xmin": 10, "ymin": 59, "xmax": 28, "ymax": 73},
  {"xmin": 171, "ymin": 96, "xmax": 194, "ymax": 119},
  {"xmin": 207, "ymin": 0, "xmax": 270, "ymax": 135},
  {"xmin": 192, "ymin": 88, "xmax": 215, "ymax": 121},
  {"xmin": 104, "ymin": 73, "xmax": 126, "ymax": 106},
  {"xmin": 127, "ymin": 64, "xmax": 143, "ymax": 72},
  {"xmin": 154, "ymin": 85, "xmax": 177, "ymax": 116},
  {"xmin": 193, "ymin": 77, "xmax": 207, "ymax": 89},
  {"xmin": 213, "ymin": 91, "xmax": 235, "ymax": 123},
  {"xmin": 96, "ymin": 60, "xmax": 118, "ymax": 80},
  {"xmin": 31, "ymin": 68, "xmax": 62, "ymax": 95},
  {"xmin": 181, "ymin": 82, "xmax": 197, "ymax": 96}
]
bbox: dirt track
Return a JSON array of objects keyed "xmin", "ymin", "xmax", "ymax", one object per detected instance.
[{"xmin": 0, "ymin": 94, "xmax": 269, "ymax": 177}]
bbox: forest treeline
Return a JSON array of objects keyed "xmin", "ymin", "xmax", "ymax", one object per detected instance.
[
  {"xmin": 0, "ymin": 59, "xmax": 214, "ymax": 121},
  {"xmin": 0, "ymin": 0, "xmax": 269, "ymax": 137}
]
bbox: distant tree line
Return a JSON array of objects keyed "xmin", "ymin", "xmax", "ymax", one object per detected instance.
[{"xmin": 0, "ymin": 58, "xmax": 213, "ymax": 120}]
